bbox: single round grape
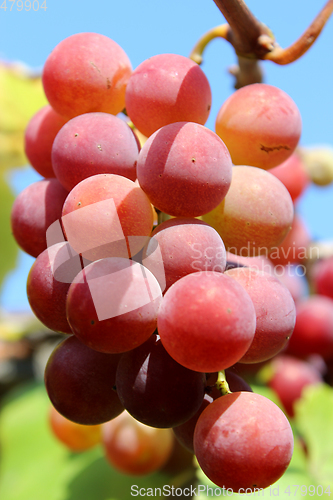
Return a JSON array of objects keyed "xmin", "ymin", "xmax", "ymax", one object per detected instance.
[
  {"xmin": 215, "ymin": 83, "xmax": 302, "ymax": 170},
  {"xmin": 194, "ymin": 392, "xmax": 294, "ymax": 491},
  {"xmin": 136, "ymin": 121, "xmax": 232, "ymax": 217},
  {"xmin": 102, "ymin": 411, "xmax": 174, "ymax": 476},
  {"xmin": 44, "ymin": 335, "xmax": 124, "ymax": 425},
  {"xmin": 52, "ymin": 112, "xmax": 139, "ymax": 191},
  {"xmin": 49, "ymin": 405, "xmax": 101, "ymax": 452},
  {"xmin": 157, "ymin": 271, "xmax": 256, "ymax": 373},
  {"xmin": 202, "ymin": 166, "xmax": 294, "ymax": 256},
  {"xmin": 270, "ymin": 153, "xmax": 309, "ymax": 202},
  {"xmin": 42, "ymin": 32, "xmax": 132, "ymax": 119},
  {"xmin": 286, "ymin": 295, "xmax": 333, "ymax": 359},
  {"xmin": 267, "ymin": 355, "xmax": 323, "ymax": 417},
  {"xmin": 61, "ymin": 173, "xmax": 154, "ymax": 261},
  {"xmin": 125, "ymin": 53, "xmax": 211, "ymax": 137},
  {"xmin": 143, "ymin": 218, "xmax": 226, "ymax": 293},
  {"xmin": 115, "ymin": 335, "xmax": 206, "ymax": 428}
]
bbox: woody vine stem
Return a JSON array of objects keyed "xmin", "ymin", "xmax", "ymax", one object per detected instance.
[{"xmin": 190, "ymin": 0, "xmax": 333, "ymax": 88}]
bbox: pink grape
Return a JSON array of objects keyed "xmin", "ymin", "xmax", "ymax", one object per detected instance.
[
  {"xmin": 143, "ymin": 218, "xmax": 226, "ymax": 292},
  {"xmin": 194, "ymin": 392, "xmax": 294, "ymax": 491},
  {"xmin": 42, "ymin": 32, "xmax": 132, "ymax": 119},
  {"xmin": 268, "ymin": 355, "xmax": 323, "ymax": 417},
  {"xmin": 157, "ymin": 271, "xmax": 256, "ymax": 373},
  {"xmin": 102, "ymin": 412, "xmax": 174, "ymax": 475},
  {"xmin": 286, "ymin": 295, "xmax": 333, "ymax": 360},
  {"xmin": 270, "ymin": 153, "xmax": 310, "ymax": 202},
  {"xmin": 202, "ymin": 166, "xmax": 294, "ymax": 256},
  {"xmin": 11, "ymin": 178, "xmax": 68, "ymax": 258},
  {"xmin": 27, "ymin": 242, "xmax": 84, "ymax": 334},
  {"xmin": 52, "ymin": 112, "xmax": 139, "ymax": 191},
  {"xmin": 125, "ymin": 53, "xmax": 211, "ymax": 137},
  {"xmin": 61, "ymin": 174, "xmax": 154, "ymax": 261},
  {"xmin": 225, "ymin": 267, "xmax": 296, "ymax": 363},
  {"xmin": 66, "ymin": 258, "xmax": 162, "ymax": 354},
  {"xmin": 215, "ymin": 83, "xmax": 302, "ymax": 170},
  {"xmin": 136, "ymin": 122, "xmax": 232, "ymax": 217},
  {"xmin": 24, "ymin": 105, "xmax": 68, "ymax": 178}
]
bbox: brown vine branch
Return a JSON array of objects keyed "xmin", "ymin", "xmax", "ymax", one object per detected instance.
[
  {"xmin": 264, "ymin": 0, "xmax": 333, "ymax": 64},
  {"xmin": 211, "ymin": 0, "xmax": 266, "ymax": 54}
]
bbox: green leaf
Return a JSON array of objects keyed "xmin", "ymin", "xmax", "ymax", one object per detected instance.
[
  {"xmin": 294, "ymin": 383, "xmax": 333, "ymax": 489},
  {"xmin": 0, "ymin": 173, "xmax": 18, "ymax": 293},
  {"xmin": 0, "ymin": 63, "xmax": 47, "ymax": 171},
  {"xmin": 0, "ymin": 383, "xmax": 175, "ymax": 500}
]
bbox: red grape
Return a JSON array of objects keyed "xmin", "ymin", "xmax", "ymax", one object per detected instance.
[
  {"xmin": 44, "ymin": 335, "xmax": 124, "ymax": 425},
  {"xmin": 24, "ymin": 105, "xmax": 68, "ymax": 178},
  {"xmin": 157, "ymin": 271, "xmax": 256, "ymax": 372},
  {"xmin": 11, "ymin": 178, "xmax": 68, "ymax": 258},
  {"xmin": 49, "ymin": 405, "xmax": 101, "ymax": 452},
  {"xmin": 102, "ymin": 411, "xmax": 174, "ymax": 475},
  {"xmin": 27, "ymin": 242, "xmax": 84, "ymax": 334},
  {"xmin": 202, "ymin": 166, "xmax": 294, "ymax": 256},
  {"xmin": 66, "ymin": 258, "xmax": 162, "ymax": 354},
  {"xmin": 42, "ymin": 33, "xmax": 132, "ymax": 119},
  {"xmin": 115, "ymin": 334, "xmax": 205, "ymax": 428},
  {"xmin": 136, "ymin": 122, "xmax": 232, "ymax": 217},
  {"xmin": 267, "ymin": 355, "xmax": 323, "ymax": 417},
  {"xmin": 62, "ymin": 174, "xmax": 154, "ymax": 261},
  {"xmin": 225, "ymin": 267, "xmax": 296, "ymax": 363},
  {"xmin": 194, "ymin": 392, "xmax": 294, "ymax": 491},
  {"xmin": 215, "ymin": 83, "xmax": 302, "ymax": 170},
  {"xmin": 52, "ymin": 112, "xmax": 139, "ymax": 191},
  {"xmin": 143, "ymin": 218, "xmax": 226, "ymax": 292},
  {"xmin": 125, "ymin": 53, "xmax": 211, "ymax": 137}
]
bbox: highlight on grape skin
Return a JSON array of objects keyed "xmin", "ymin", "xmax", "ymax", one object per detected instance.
[
  {"xmin": 215, "ymin": 83, "xmax": 302, "ymax": 170},
  {"xmin": 125, "ymin": 53, "xmax": 212, "ymax": 138}
]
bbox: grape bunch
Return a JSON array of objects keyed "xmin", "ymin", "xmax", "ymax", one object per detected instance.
[{"xmin": 11, "ymin": 31, "xmax": 308, "ymax": 492}]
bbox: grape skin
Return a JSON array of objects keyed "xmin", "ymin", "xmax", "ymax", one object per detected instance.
[
  {"xmin": 42, "ymin": 33, "xmax": 132, "ymax": 119},
  {"xmin": 136, "ymin": 121, "xmax": 232, "ymax": 217},
  {"xmin": 125, "ymin": 53, "xmax": 212, "ymax": 137},
  {"xmin": 215, "ymin": 83, "xmax": 302, "ymax": 170},
  {"xmin": 194, "ymin": 391, "xmax": 294, "ymax": 491},
  {"xmin": 52, "ymin": 112, "xmax": 139, "ymax": 192},
  {"xmin": 157, "ymin": 271, "xmax": 256, "ymax": 373},
  {"xmin": 202, "ymin": 166, "xmax": 294, "ymax": 257},
  {"xmin": 10, "ymin": 178, "xmax": 68, "ymax": 258}
]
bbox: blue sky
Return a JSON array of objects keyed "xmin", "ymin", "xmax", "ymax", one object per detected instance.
[{"xmin": 1, "ymin": 0, "xmax": 333, "ymax": 310}]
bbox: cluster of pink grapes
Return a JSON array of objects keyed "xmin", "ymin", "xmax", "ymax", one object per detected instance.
[{"xmin": 11, "ymin": 30, "xmax": 333, "ymax": 492}]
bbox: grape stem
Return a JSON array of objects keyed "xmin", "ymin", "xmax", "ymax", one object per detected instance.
[
  {"xmin": 190, "ymin": 0, "xmax": 333, "ymax": 87},
  {"xmin": 216, "ymin": 370, "xmax": 232, "ymax": 395}
]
